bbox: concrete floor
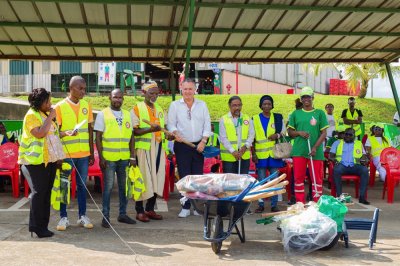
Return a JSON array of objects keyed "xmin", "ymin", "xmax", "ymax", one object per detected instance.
[{"xmin": 0, "ymin": 179, "xmax": 399, "ymax": 266}]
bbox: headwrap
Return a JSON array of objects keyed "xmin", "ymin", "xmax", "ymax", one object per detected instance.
[
  {"xmin": 259, "ymin": 95, "xmax": 274, "ymax": 109},
  {"xmin": 142, "ymin": 82, "xmax": 158, "ymax": 92}
]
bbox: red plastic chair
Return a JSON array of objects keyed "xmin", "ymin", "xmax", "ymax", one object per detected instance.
[
  {"xmin": 329, "ymin": 161, "xmax": 361, "ymax": 198},
  {"xmin": 380, "ymin": 147, "xmax": 400, "ymax": 203},
  {"xmin": 203, "ymin": 157, "xmax": 222, "ymax": 174},
  {"xmin": 71, "ymin": 146, "xmax": 103, "ymax": 199},
  {"xmin": 0, "ymin": 143, "xmax": 19, "ymax": 198},
  {"xmin": 163, "ymin": 155, "xmax": 176, "ymax": 201}
]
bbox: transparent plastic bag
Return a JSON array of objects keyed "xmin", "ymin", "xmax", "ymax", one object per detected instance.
[
  {"xmin": 281, "ymin": 206, "xmax": 337, "ymax": 255},
  {"xmin": 176, "ymin": 173, "xmax": 255, "ymax": 195}
]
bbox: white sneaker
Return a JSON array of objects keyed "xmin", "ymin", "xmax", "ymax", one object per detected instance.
[
  {"xmin": 178, "ymin": 209, "xmax": 190, "ymax": 218},
  {"xmin": 193, "ymin": 210, "xmax": 201, "ymax": 216},
  {"xmin": 56, "ymin": 217, "xmax": 70, "ymax": 231},
  {"xmin": 77, "ymin": 215, "xmax": 94, "ymax": 229}
]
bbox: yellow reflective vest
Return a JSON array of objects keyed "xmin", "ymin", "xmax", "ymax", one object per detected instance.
[
  {"xmin": 18, "ymin": 109, "xmax": 45, "ymax": 165},
  {"xmin": 101, "ymin": 107, "xmax": 132, "ymax": 161},
  {"xmin": 126, "ymin": 166, "xmax": 146, "ymax": 201},
  {"xmin": 134, "ymin": 101, "xmax": 166, "ymax": 151},
  {"xmin": 51, "ymin": 163, "xmax": 72, "ymax": 210},
  {"xmin": 57, "ymin": 99, "xmax": 90, "ymax": 155},
  {"xmin": 253, "ymin": 113, "xmax": 276, "ymax": 159},
  {"xmin": 336, "ymin": 140, "xmax": 363, "ymax": 164},
  {"xmin": 220, "ymin": 113, "xmax": 250, "ymax": 162},
  {"xmin": 207, "ymin": 133, "xmax": 219, "ymax": 147},
  {"xmin": 369, "ymin": 136, "xmax": 390, "ymax": 158},
  {"xmin": 346, "ymin": 109, "xmax": 361, "ymax": 137}
]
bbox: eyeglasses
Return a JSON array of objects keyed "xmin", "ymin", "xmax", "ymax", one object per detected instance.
[
  {"xmin": 187, "ymin": 109, "xmax": 191, "ymax": 120},
  {"xmin": 374, "ymin": 128, "xmax": 383, "ymax": 131},
  {"xmin": 344, "ymin": 133, "xmax": 354, "ymax": 137}
]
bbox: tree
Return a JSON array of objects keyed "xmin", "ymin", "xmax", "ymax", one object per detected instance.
[{"xmin": 304, "ymin": 63, "xmax": 400, "ymax": 98}]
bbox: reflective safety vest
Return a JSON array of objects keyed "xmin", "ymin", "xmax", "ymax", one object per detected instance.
[
  {"xmin": 58, "ymin": 99, "xmax": 90, "ymax": 155},
  {"xmin": 134, "ymin": 101, "xmax": 166, "ymax": 151},
  {"xmin": 369, "ymin": 136, "xmax": 390, "ymax": 158},
  {"xmin": 336, "ymin": 140, "xmax": 363, "ymax": 164},
  {"xmin": 220, "ymin": 113, "xmax": 250, "ymax": 162},
  {"xmin": 207, "ymin": 133, "xmax": 219, "ymax": 147},
  {"xmin": 346, "ymin": 109, "xmax": 361, "ymax": 137},
  {"xmin": 18, "ymin": 109, "xmax": 45, "ymax": 165},
  {"xmin": 126, "ymin": 166, "xmax": 146, "ymax": 201},
  {"xmin": 253, "ymin": 113, "xmax": 276, "ymax": 159},
  {"xmin": 51, "ymin": 163, "xmax": 72, "ymax": 210},
  {"xmin": 101, "ymin": 107, "xmax": 132, "ymax": 161}
]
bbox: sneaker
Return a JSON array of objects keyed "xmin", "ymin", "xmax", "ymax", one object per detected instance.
[
  {"xmin": 102, "ymin": 217, "xmax": 110, "ymax": 228},
  {"xmin": 178, "ymin": 209, "xmax": 190, "ymax": 218},
  {"xmin": 193, "ymin": 210, "xmax": 201, "ymax": 216},
  {"xmin": 77, "ymin": 215, "xmax": 94, "ymax": 229},
  {"xmin": 56, "ymin": 217, "xmax": 70, "ymax": 231},
  {"xmin": 118, "ymin": 214, "xmax": 137, "ymax": 224}
]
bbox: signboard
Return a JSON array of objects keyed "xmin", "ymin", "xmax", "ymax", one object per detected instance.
[
  {"xmin": 2, "ymin": 120, "xmax": 23, "ymax": 141},
  {"xmin": 98, "ymin": 62, "xmax": 117, "ymax": 86},
  {"xmin": 385, "ymin": 124, "xmax": 400, "ymax": 149},
  {"xmin": 208, "ymin": 63, "xmax": 219, "ymax": 69}
]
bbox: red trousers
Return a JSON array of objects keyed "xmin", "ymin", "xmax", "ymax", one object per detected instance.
[{"xmin": 293, "ymin": 157, "xmax": 324, "ymax": 203}]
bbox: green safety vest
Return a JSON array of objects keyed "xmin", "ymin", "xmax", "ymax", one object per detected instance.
[
  {"xmin": 134, "ymin": 101, "xmax": 166, "ymax": 151},
  {"xmin": 207, "ymin": 133, "xmax": 219, "ymax": 147},
  {"xmin": 57, "ymin": 99, "xmax": 90, "ymax": 155},
  {"xmin": 101, "ymin": 107, "xmax": 132, "ymax": 161},
  {"xmin": 369, "ymin": 136, "xmax": 390, "ymax": 158},
  {"xmin": 346, "ymin": 109, "xmax": 361, "ymax": 137},
  {"xmin": 336, "ymin": 140, "xmax": 363, "ymax": 164},
  {"xmin": 18, "ymin": 109, "xmax": 45, "ymax": 165},
  {"xmin": 253, "ymin": 113, "xmax": 276, "ymax": 159},
  {"xmin": 220, "ymin": 113, "xmax": 250, "ymax": 162}
]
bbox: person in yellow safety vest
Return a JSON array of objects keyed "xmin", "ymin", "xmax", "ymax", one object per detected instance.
[
  {"xmin": 132, "ymin": 82, "xmax": 173, "ymax": 222},
  {"xmin": 341, "ymin": 97, "xmax": 363, "ymax": 140},
  {"xmin": 251, "ymin": 95, "xmax": 285, "ymax": 213},
  {"xmin": 365, "ymin": 123, "xmax": 392, "ymax": 182},
  {"xmin": 94, "ymin": 89, "xmax": 137, "ymax": 228},
  {"xmin": 329, "ymin": 128, "xmax": 371, "ymax": 205},
  {"xmin": 19, "ymin": 88, "xmax": 65, "ymax": 238},
  {"xmin": 207, "ymin": 123, "xmax": 219, "ymax": 147},
  {"xmin": 54, "ymin": 76, "xmax": 95, "ymax": 231},
  {"xmin": 219, "ymin": 96, "xmax": 255, "ymax": 174}
]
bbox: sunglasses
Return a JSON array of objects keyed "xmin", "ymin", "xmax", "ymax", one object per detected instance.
[{"xmin": 345, "ymin": 133, "xmax": 354, "ymax": 137}]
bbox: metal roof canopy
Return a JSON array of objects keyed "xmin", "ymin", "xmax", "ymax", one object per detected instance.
[{"xmin": 0, "ymin": 0, "xmax": 400, "ymax": 63}]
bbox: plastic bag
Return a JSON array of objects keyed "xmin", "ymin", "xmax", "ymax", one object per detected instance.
[
  {"xmin": 182, "ymin": 191, "xmax": 219, "ymax": 200},
  {"xmin": 281, "ymin": 206, "xmax": 337, "ymax": 255},
  {"xmin": 317, "ymin": 195, "xmax": 348, "ymax": 232},
  {"xmin": 176, "ymin": 173, "xmax": 255, "ymax": 195}
]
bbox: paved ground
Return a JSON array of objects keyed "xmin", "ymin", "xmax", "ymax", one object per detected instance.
[{"xmin": 0, "ymin": 179, "xmax": 399, "ymax": 266}]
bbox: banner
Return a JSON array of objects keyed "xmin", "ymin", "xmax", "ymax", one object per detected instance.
[
  {"xmin": 384, "ymin": 124, "xmax": 400, "ymax": 149},
  {"xmin": 98, "ymin": 62, "xmax": 116, "ymax": 86}
]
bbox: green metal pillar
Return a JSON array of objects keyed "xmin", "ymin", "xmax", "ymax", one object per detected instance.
[
  {"xmin": 120, "ymin": 73, "xmax": 125, "ymax": 92},
  {"xmin": 184, "ymin": 0, "xmax": 195, "ymax": 78},
  {"xmin": 385, "ymin": 62, "xmax": 400, "ymax": 115},
  {"xmin": 170, "ymin": 62, "xmax": 176, "ymax": 101}
]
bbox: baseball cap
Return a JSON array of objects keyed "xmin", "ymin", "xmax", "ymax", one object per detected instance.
[
  {"xmin": 300, "ymin": 86, "xmax": 314, "ymax": 97},
  {"xmin": 374, "ymin": 123, "xmax": 385, "ymax": 129}
]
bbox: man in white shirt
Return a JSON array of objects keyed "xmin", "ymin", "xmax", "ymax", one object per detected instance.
[
  {"xmin": 325, "ymin": 103, "xmax": 336, "ymax": 139},
  {"xmin": 167, "ymin": 78, "xmax": 212, "ymax": 218}
]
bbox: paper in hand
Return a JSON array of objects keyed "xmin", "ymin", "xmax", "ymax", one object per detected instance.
[{"xmin": 73, "ymin": 119, "xmax": 87, "ymax": 133}]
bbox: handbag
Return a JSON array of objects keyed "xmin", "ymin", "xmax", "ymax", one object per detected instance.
[{"xmin": 273, "ymin": 134, "xmax": 292, "ymax": 159}]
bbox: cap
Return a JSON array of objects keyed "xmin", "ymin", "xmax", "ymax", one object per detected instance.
[
  {"xmin": 300, "ymin": 86, "xmax": 314, "ymax": 97},
  {"xmin": 374, "ymin": 123, "xmax": 385, "ymax": 129},
  {"xmin": 336, "ymin": 125, "xmax": 347, "ymax": 133}
]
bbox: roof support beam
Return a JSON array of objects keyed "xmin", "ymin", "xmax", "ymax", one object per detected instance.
[
  {"xmin": 184, "ymin": 0, "xmax": 195, "ymax": 78},
  {"xmin": 385, "ymin": 63, "xmax": 400, "ymax": 117},
  {"xmin": 2, "ymin": 21, "xmax": 400, "ymax": 38}
]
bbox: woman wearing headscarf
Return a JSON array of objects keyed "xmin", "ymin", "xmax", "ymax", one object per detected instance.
[
  {"xmin": 251, "ymin": 95, "xmax": 285, "ymax": 213},
  {"xmin": 19, "ymin": 88, "xmax": 65, "ymax": 238}
]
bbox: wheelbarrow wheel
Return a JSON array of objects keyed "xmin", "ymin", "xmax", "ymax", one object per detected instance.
[{"xmin": 211, "ymin": 215, "xmax": 223, "ymax": 254}]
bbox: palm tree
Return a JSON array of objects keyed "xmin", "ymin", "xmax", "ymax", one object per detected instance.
[{"xmin": 303, "ymin": 63, "xmax": 400, "ymax": 98}]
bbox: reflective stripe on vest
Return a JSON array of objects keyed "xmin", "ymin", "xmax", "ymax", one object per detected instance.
[
  {"xmin": 346, "ymin": 109, "xmax": 361, "ymax": 136},
  {"xmin": 220, "ymin": 114, "xmax": 250, "ymax": 162},
  {"xmin": 253, "ymin": 113, "xmax": 276, "ymax": 159},
  {"xmin": 369, "ymin": 136, "xmax": 390, "ymax": 158},
  {"xmin": 18, "ymin": 109, "xmax": 45, "ymax": 165},
  {"xmin": 51, "ymin": 169, "xmax": 61, "ymax": 210},
  {"xmin": 58, "ymin": 99, "xmax": 90, "ymax": 155},
  {"xmin": 336, "ymin": 140, "xmax": 363, "ymax": 164},
  {"xmin": 134, "ymin": 101, "xmax": 165, "ymax": 151},
  {"xmin": 101, "ymin": 107, "xmax": 132, "ymax": 161}
]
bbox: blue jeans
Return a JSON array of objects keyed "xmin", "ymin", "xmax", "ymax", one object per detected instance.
[
  {"xmin": 257, "ymin": 167, "xmax": 279, "ymax": 208},
  {"xmin": 60, "ymin": 157, "xmax": 89, "ymax": 218},
  {"xmin": 333, "ymin": 163, "xmax": 369, "ymax": 199},
  {"xmin": 102, "ymin": 160, "xmax": 129, "ymax": 218}
]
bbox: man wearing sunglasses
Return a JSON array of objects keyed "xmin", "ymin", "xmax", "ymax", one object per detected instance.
[
  {"xmin": 329, "ymin": 128, "xmax": 370, "ymax": 205},
  {"xmin": 341, "ymin": 97, "xmax": 363, "ymax": 140}
]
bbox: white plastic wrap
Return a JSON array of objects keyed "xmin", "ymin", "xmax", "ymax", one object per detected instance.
[
  {"xmin": 280, "ymin": 206, "xmax": 337, "ymax": 256},
  {"xmin": 176, "ymin": 173, "xmax": 255, "ymax": 196}
]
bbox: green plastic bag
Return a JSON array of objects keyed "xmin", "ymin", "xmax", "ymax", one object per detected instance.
[{"xmin": 317, "ymin": 195, "xmax": 348, "ymax": 232}]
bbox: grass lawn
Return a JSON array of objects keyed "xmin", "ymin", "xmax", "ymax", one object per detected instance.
[{"xmin": 17, "ymin": 94, "xmax": 397, "ymax": 124}]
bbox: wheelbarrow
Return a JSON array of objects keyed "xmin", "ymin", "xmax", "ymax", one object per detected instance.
[{"xmin": 191, "ymin": 199, "xmax": 251, "ymax": 254}]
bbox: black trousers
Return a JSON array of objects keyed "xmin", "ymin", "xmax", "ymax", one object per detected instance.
[
  {"xmin": 135, "ymin": 193, "xmax": 157, "ymax": 213},
  {"xmin": 174, "ymin": 141, "xmax": 204, "ymax": 209},
  {"xmin": 24, "ymin": 163, "xmax": 57, "ymax": 232}
]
